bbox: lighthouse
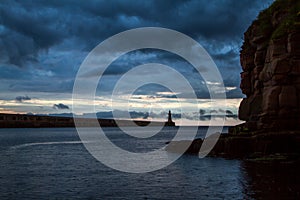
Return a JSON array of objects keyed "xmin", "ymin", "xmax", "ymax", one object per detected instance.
[{"xmin": 165, "ymin": 110, "xmax": 175, "ymax": 126}]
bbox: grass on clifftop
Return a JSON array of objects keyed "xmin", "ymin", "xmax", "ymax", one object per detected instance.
[{"xmin": 256, "ymin": 0, "xmax": 300, "ymax": 39}]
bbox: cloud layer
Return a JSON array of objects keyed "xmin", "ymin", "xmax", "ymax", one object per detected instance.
[
  {"xmin": 53, "ymin": 103, "xmax": 70, "ymax": 110},
  {"xmin": 0, "ymin": 0, "xmax": 274, "ymax": 118},
  {"xmin": 15, "ymin": 95, "xmax": 31, "ymax": 102}
]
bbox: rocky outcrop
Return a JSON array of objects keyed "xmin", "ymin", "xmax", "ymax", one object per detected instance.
[
  {"xmin": 239, "ymin": 0, "xmax": 300, "ymax": 131},
  {"xmin": 165, "ymin": 138, "xmax": 203, "ymax": 154},
  {"xmin": 209, "ymin": 132, "xmax": 300, "ymax": 159},
  {"xmin": 166, "ymin": 132, "xmax": 300, "ymax": 159},
  {"xmin": 166, "ymin": 1, "xmax": 300, "ymax": 160}
]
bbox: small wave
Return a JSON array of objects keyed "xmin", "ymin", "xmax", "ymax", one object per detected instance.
[{"xmin": 10, "ymin": 141, "xmax": 91, "ymax": 150}]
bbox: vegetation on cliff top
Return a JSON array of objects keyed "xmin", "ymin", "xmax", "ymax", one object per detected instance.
[
  {"xmin": 241, "ymin": 0, "xmax": 300, "ymax": 52},
  {"xmin": 257, "ymin": 0, "xmax": 300, "ymax": 39}
]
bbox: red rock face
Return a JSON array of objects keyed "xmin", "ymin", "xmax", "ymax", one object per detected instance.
[{"xmin": 239, "ymin": 1, "xmax": 300, "ymax": 131}]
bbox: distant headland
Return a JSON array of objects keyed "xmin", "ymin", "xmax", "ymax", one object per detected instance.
[{"xmin": 0, "ymin": 111, "xmax": 175, "ymax": 128}]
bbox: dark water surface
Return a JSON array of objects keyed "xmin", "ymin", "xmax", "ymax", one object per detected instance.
[{"xmin": 0, "ymin": 127, "xmax": 299, "ymax": 199}]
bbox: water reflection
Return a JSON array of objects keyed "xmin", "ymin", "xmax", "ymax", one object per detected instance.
[{"xmin": 241, "ymin": 161, "xmax": 300, "ymax": 199}]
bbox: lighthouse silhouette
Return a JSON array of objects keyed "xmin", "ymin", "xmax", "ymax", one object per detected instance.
[{"xmin": 165, "ymin": 110, "xmax": 175, "ymax": 126}]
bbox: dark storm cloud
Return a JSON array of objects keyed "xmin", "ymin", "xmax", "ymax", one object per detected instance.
[
  {"xmin": 15, "ymin": 95, "xmax": 31, "ymax": 102},
  {"xmin": 0, "ymin": 1, "xmax": 66, "ymax": 66},
  {"xmin": 0, "ymin": 0, "xmax": 273, "ymax": 65},
  {"xmin": 0, "ymin": 0, "xmax": 274, "ymax": 99},
  {"xmin": 53, "ymin": 103, "xmax": 69, "ymax": 110}
]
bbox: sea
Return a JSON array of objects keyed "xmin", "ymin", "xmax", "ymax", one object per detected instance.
[{"xmin": 0, "ymin": 127, "xmax": 299, "ymax": 199}]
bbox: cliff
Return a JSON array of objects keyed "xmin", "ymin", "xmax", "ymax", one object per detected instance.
[
  {"xmin": 166, "ymin": 0, "xmax": 300, "ymax": 159},
  {"xmin": 239, "ymin": 0, "xmax": 300, "ymax": 131},
  {"xmin": 215, "ymin": 0, "xmax": 300, "ymax": 159}
]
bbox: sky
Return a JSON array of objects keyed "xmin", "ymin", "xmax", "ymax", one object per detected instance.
[{"xmin": 0, "ymin": 0, "xmax": 274, "ymax": 125}]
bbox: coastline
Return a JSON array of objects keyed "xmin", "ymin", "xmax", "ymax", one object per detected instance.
[{"xmin": 0, "ymin": 113, "xmax": 166, "ymax": 128}]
